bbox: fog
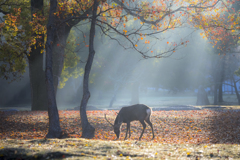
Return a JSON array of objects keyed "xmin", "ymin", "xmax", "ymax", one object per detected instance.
[{"xmin": 1, "ymin": 23, "xmax": 239, "ymax": 111}]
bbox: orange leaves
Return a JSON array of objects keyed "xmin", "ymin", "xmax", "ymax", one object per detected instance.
[
  {"xmin": 1, "ymin": 109, "xmax": 239, "ymax": 144},
  {"xmin": 123, "ymin": 29, "xmax": 127, "ymax": 34}
]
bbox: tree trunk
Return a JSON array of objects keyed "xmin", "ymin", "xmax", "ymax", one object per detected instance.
[
  {"xmin": 80, "ymin": 0, "xmax": 98, "ymax": 139},
  {"xmin": 232, "ymin": 77, "xmax": 240, "ymax": 105},
  {"xmin": 218, "ymin": 81, "xmax": 223, "ymax": 103},
  {"xmin": 213, "ymin": 84, "xmax": 218, "ymax": 105},
  {"xmin": 45, "ymin": 0, "xmax": 62, "ymax": 138},
  {"xmin": 28, "ymin": 53, "xmax": 48, "ymax": 110},
  {"xmin": 52, "ymin": 25, "xmax": 72, "ymax": 95},
  {"xmin": 29, "ymin": 0, "xmax": 48, "ymax": 111},
  {"xmin": 109, "ymin": 92, "xmax": 117, "ymax": 108},
  {"xmin": 130, "ymin": 82, "xmax": 139, "ymax": 105},
  {"xmin": 109, "ymin": 84, "xmax": 120, "ymax": 108},
  {"xmin": 196, "ymin": 86, "xmax": 210, "ymax": 105},
  {"xmin": 218, "ymin": 57, "xmax": 225, "ymax": 103}
]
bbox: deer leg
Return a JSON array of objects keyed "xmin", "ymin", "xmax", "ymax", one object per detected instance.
[
  {"xmin": 145, "ymin": 118, "xmax": 155, "ymax": 140},
  {"xmin": 128, "ymin": 122, "xmax": 131, "ymax": 138},
  {"xmin": 124, "ymin": 122, "xmax": 130, "ymax": 140},
  {"xmin": 139, "ymin": 120, "xmax": 146, "ymax": 140}
]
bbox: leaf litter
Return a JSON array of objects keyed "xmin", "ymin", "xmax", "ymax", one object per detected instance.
[{"xmin": 0, "ymin": 109, "xmax": 240, "ymax": 159}]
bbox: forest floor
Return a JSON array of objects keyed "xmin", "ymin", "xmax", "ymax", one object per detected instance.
[{"xmin": 0, "ymin": 106, "xmax": 240, "ymax": 159}]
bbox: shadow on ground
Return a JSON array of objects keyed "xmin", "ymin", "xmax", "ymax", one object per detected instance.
[{"xmin": 0, "ymin": 148, "xmax": 81, "ymax": 160}]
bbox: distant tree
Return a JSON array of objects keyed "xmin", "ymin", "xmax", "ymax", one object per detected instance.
[{"xmin": 196, "ymin": 85, "xmax": 210, "ymax": 105}]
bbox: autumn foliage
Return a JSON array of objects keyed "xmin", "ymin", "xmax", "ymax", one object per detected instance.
[{"xmin": 0, "ymin": 109, "xmax": 239, "ymax": 144}]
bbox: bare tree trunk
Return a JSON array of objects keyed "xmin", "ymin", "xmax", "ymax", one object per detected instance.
[
  {"xmin": 80, "ymin": 0, "xmax": 98, "ymax": 138},
  {"xmin": 218, "ymin": 81, "xmax": 223, "ymax": 103},
  {"xmin": 28, "ymin": 51, "xmax": 48, "ymax": 111},
  {"xmin": 109, "ymin": 84, "xmax": 121, "ymax": 108},
  {"xmin": 45, "ymin": 0, "xmax": 62, "ymax": 138},
  {"xmin": 109, "ymin": 91, "xmax": 118, "ymax": 108},
  {"xmin": 218, "ymin": 57, "xmax": 225, "ymax": 103},
  {"xmin": 213, "ymin": 84, "xmax": 218, "ymax": 105},
  {"xmin": 29, "ymin": 0, "xmax": 48, "ymax": 111},
  {"xmin": 52, "ymin": 25, "xmax": 71, "ymax": 95},
  {"xmin": 232, "ymin": 76, "xmax": 240, "ymax": 105},
  {"xmin": 196, "ymin": 86, "xmax": 210, "ymax": 105}
]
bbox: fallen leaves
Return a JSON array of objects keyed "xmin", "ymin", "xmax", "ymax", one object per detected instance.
[{"xmin": 0, "ymin": 109, "xmax": 240, "ymax": 144}]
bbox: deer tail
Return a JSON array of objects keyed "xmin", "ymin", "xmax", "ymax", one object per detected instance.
[{"xmin": 145, "ymin": 108, "xmax": 152, "ymax": 120}]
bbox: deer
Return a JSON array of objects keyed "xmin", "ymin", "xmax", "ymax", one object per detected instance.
[{"xmin": 104, "ymin": 104, "xmax": 155, "ymax": 140}]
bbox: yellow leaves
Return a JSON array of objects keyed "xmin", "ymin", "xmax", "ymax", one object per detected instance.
[
  {"xmin": 123, "ymin": 29, "xmax": 127, "ymax": 34},
  {"xmin": 151, "ymin": 25, "xmax": 155, "ymax": 30},
  {"xmin": 124, "ymin": 15, "xmax": 128, "ymax": 22}
]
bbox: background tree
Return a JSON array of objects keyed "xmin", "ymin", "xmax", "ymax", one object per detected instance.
[{"xmin": 29, "ymin": 0, "xmax": 48, "ymax": 110}]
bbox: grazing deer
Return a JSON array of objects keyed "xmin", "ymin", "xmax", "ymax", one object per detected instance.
[{"xmin": 105, "ymin": 104, "xmax": 155, "ymax": 140}]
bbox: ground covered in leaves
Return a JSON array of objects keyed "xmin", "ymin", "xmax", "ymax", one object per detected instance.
[{"xmin": 0, "ymin": 109, "xmax": 240, "ymax": 159}]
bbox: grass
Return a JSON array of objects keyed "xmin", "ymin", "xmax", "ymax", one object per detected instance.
[{"xmin": 1, "ymin": 138, "xmax": 240, "ymax": 159}]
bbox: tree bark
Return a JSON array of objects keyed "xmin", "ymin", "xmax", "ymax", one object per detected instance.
[
  {"xmin": 52, "ymin": 25, "xmax": 72, "ymax": 95},
  {"xmin": 80, "ymin": 0, "xmax": 99, "ymax": 139},
  {"xmin": 45, "ymin": 0, "xmax": 62, "ymax": 138},
  {"xmin": 196, "ymin": 86, "xmax": 210, "ymax": 105},
  {"xmin": 29, "ymin": 0, "xmax": 48, "ymax": 111},
  {"xmin": 218, "ymin": 81, "xmax": 223, "ymax": 103},
  {"xmin": 232, "ymin": 76, "xmax": 240, "ymax": 105},
  {"xmin": 109, "ymin": 91, "xmax": 118, "ymax": 108},
  {"xmin": 28, "ymin": 52, "xmax": 48, "ymax": 110},
  {"xmin": 213, "ymin": 84, "xmax": 218, "ymax": 105},
  {"xmin": 218, "ymin": 57, "xmax": 225, "ymax": 103}
]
